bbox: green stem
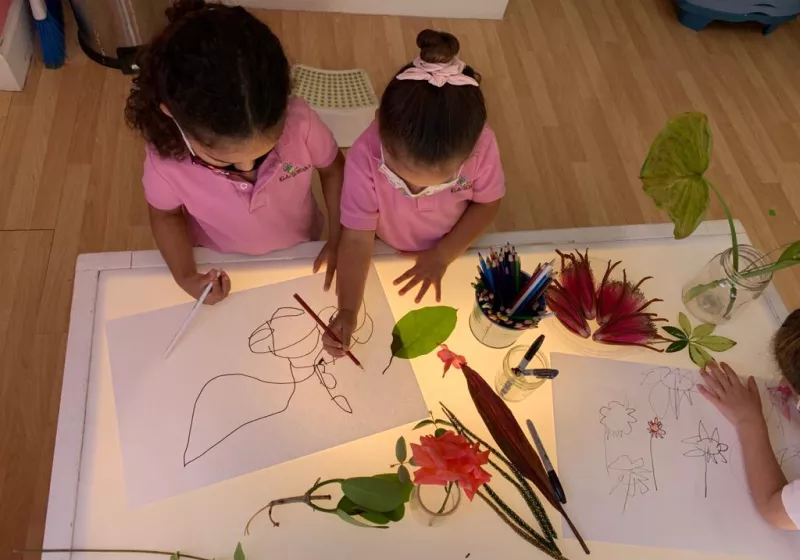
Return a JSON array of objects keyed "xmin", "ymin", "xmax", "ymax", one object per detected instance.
[
  {"xmin": 304, "ymin": 478, "xmax": 344, "ymax": 513},
  {"xmin": 13, "ymin": 550, "xmax": 209, "ymax": 560},
  {"xmin": 710, "ymin": 184, "xmax": 739, "ymax": 272},
  {"xmin": 436, "ymin": 482, "xmax": 454, "ymax": 515},
  {"xmin": 683, "ymin": 260, "xmax": 797, "ymax": 304}
]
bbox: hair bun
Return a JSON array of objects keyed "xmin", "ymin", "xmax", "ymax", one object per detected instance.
[
  {"xmin": 416, "ymin": 29, "xmax": 460, "ymax": 64},
  {"xmin": 165, "ymin": 0, "xmax": 206, "ymax": 24}
]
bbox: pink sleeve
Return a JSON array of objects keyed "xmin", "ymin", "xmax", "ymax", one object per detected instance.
[
  {"xmin": 471, "ymin": 129, "xmax": 506, "ymax": 204},
  {"xmin": 340, "ymin": 139, "xmax": 379, "ymax": 231},
  {"xmin": 143, "ymin": 150, "xmax": 183, "ymax": 211},
  {"xmin": 303, "ymin": 104, "xmax": 339, "ymax": 169}
]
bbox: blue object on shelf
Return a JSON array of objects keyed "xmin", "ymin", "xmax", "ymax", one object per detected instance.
[{"xmin": 674, "ymin": 0, "xmax": 800, "ymax": 34}]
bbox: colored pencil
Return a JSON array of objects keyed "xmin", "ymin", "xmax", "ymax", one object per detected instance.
[
  {"xmin": 293, "ymin": 293, "xmax": 364, "ymax": 370},
  {"xmin": 163, "ymin": 271, "xmax": 220, "ymax": 359}
]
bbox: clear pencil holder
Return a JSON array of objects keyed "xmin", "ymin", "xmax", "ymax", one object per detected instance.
[{"xmin": 495, "ymin": 345, "xmax": 548, "ymax": 402}]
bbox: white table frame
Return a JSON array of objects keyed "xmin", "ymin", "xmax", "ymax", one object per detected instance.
[{"xmin": 42, "ymin": 220, "xmax": 790, "ymax": 556}]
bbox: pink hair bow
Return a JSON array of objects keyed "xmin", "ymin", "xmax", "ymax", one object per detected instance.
[{"xmin": 396, "ymin": 57, "xmax": 479, "ymax": 88}]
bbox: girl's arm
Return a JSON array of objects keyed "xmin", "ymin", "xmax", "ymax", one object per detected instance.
[
  {"xmin": 698, "ymin": 361, "xmax": 796, "ymax": 530},
  {"xmin": 148, "ymin": 205, "xmax": 230, "ymax": 304},
  {"xmin": 394, "ymin": 200, "xmax": 501, "ymax": 303},
  {"xmin": 312, "ymin": 151, "xmax": 346, "ymax": 290},
  {"xmin": 322, "ymin": 226, "xmax": 375, "ymax": 357}
]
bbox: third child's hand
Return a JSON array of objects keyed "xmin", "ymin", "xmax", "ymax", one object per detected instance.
[
  {"xmin": 698, "ymin": 361, "xmax": 763, "ymax": 430},
  {"xmin": 313, "ymin": 240, "xmax": 338, "ymax": 292},
  {"xmin": 178, "ymin": 268, "xmax": 231, "ymax": 305},
  {"xmin": 394, "ymin": 248, "xmax": 449, "ymax": 303},
  {"xmin": 323, "ymin": 310, "xmax": 356, "ymax": 358}
]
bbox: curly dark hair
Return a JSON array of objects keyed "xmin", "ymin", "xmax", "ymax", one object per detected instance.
[
  {"xmin": 379, "ymin": 29, "xmax": 487, "ymax": 166},
  {"xmin": 775, "ymin": 309, "xmax": 800, "ymax": 393},
  {"xmin": 125, "ymin": 0, "xmax": 290, "ymax": 159}
]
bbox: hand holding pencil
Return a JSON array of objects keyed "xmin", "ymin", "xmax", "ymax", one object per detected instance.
[{"xmin": 323, "ymin": 310, "xmax": 357, "ymax": 358}]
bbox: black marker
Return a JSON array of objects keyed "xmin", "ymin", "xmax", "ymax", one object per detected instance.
[
  {"xmin": 516, "ymin": 334, "xmax": 545, "ymax": 372},
  {"xmin": 526, "ymin": 419, "xmax": 567, "ymax": 504}
]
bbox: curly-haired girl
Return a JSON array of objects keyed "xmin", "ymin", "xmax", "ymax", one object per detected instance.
[{"xmin": 126, "ymin": 0, "xmax": 344, "ymax": 304}]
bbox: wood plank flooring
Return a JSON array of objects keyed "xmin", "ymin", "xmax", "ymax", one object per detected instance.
[{"xmin": 1, "ymin": 1, "xmax": 799, "ymax": 556}]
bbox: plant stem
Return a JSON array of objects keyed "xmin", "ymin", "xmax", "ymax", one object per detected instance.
[
  {"xmin": 13, "ymin": 550, "xmax": 210, "ymax": 560},
  {"xmin": 436, "ymin": 482, "xmax": 454, "ymax": 515},
  {"xmin": 244, "ymin": 478, "xmax": 341, "ymax": 533},
  {"xmin": 710, "ymin": 183, "xmax": 739, "ymax": 272}
]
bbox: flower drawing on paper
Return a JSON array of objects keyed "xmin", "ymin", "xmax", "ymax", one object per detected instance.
[
  {"xmin": 642, "ymin": 367, "xmax": 696, "ymax": 420},
  {"xmin": 599, "ymin": 401, "xmax": 637, "ymax": 439},
  {"xmin": 410, "ymin": 431, "xmax": 491, "ymax": 501},
  {"xmin": 436, "ymin": 344, "xmax": 466, "ymax": 378},
  {"xmin": 647, "ymin": 417, "xmax": 666, "ymax": 439},
  {"xmin": 608, "ymin": 455, "xmax": 650, "ymax": 512},
  {"xmin": 682, "ymin": 420, "xmax": 729, "ymax": 498}
]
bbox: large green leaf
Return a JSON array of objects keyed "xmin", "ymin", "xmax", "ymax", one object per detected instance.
[
  {"xmin": 375, "ymin": 473, "xmax": 414, "ymax": 502},
  {"xmin": 640, "ymin": 113, "xmax": 712, "ymax": 239},
  {"xmin": 663, "ymin": 326, "xmax": 687, "ymax": 340},
  {"xmin": 384, "ymin": 503, "xmax": 406, "ymax": 522},
  {"xmin": 666, "ymin": 340, "xmax": 689, "ymax": 353},
  {"xmin": 342, "ymin": 477, "xmax": 405, "ymax": 512},
  {"xmin": 678, "ymin": 312, "xmax": 692, "ymax": 337},
  {"xmin": 694, "ymin": 335, "xmax": 737, "ymax": 352},
  {"xmin": 335, "ymin": 508, "xmax": 388, "ymax": 529},
  {"xmin": 777, "ymin": 241, "xmax": 800, "ymax": 264},
  {"xmin": 689, "ymin": 343, "xmax": 713, "ymax": 367},
  {"xmin": 390, "ymin": 306, "xmax": 458, "ymax": 359},
  {"xmin": 234, "ymin": 542, "xmax": 246, "ymax": 560},
  {"xmin": 691, "ymin": 323, "xmax": 715, "ymax": 338},
  {"xmin": 359, "ymin": 510, "xmax": 391, "ymax": 525},
  {"xmin": 337, "ymin": 495, "xmax": 363, "ymax": 515}
]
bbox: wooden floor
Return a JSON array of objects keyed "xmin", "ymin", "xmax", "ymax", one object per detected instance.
[{"xmin": 1, "ymin": 0, "xmax": 799, "ymax": 555}]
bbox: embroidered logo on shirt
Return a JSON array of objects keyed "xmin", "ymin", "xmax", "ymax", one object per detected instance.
[
  {"xmin": 450, "ymin": 176, "xmax": 473, "ymax": 193},
  {"xmin": 279, "ymin": 162, "xmax": 311, "ymax": 182}
]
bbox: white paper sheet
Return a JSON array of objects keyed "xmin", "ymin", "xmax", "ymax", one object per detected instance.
[
  {"xmin": 106, "ymin": 266, "xmax": 428, "ymax": 507},
  {"xmin": 551, "ymin": 352, "xmax": 800, "ymax": 559}
]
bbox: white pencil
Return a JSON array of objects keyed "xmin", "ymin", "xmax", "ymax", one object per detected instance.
[{"xmin": 163, "ymin": 272, "xmax": 221, "ymax": 359}]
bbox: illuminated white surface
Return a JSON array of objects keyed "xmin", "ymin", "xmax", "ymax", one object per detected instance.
[{"xmin": 44, "ymin": 222, "xmax": 790, "ymax": 560}]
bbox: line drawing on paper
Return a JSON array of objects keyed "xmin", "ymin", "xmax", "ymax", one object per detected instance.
[
  {"xmin": 641, "ymin": 367, "xmax": 697, "ymax": 421},
  {"xmin": 599, "ymin": 400, "xmax": 637, "ymax": 472},
  {"xmin": 608, "ymin": 455, "xmax": 651, "ymax": 513},
  {"xmin": 682, "ymin": 420, "xmax": 729, "ymax": 498},
  {"xmin": 183, "ymin": 302, "xmax": 374, "ymax": 467},
  {"xmin": 776, "ymin": 446, "xmax": 800, "ymax": 468},
  {"xmin": 646, "ymin": 416, "xmax": 666, "ymax": 491}
]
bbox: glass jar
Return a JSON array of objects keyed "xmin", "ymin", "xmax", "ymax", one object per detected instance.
[
  {"xmin": 682, "ymin": 245, "xmax": 772, "ymax": 325},
  {"xmin": 495, "ymin": 345, "xmax": 548, "ymax": 402},
  {"xmin": 410, "ymin": 483, "xmax": 462, "ymax": 527}
]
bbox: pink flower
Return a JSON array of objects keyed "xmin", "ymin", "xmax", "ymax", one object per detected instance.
[
  {"xmin": 410, "ymin": 431, "xmax": 491, "ymax": 501},
  {"xmin": 436, "ymin": 344, "xmax": 466, "ymax": 377}
]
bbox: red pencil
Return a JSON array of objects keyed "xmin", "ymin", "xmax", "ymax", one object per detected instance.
[{"xmin": 293, "ymin": 293, "xmax": 364, "ymax": 370}]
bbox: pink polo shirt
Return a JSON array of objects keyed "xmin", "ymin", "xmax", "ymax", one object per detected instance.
[
  {"xmin": 340, "ymin": 122, "xmax": 505, "ymax": 252},
  {"xmin": 143, "ymin": 98, "xmax": 339, "ymax": 255}
]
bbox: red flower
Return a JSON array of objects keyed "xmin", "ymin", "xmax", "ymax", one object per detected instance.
[
  {"xmin": 436, "ymin": 344, "xmax": 466, "ymax": 378},
  {"xmin": 410, "ymin": 431, "xmax": 491, "ymax": 501},
  {"xmin": 556, "ymin": 249, "xmax": 596, "ymax": 320}
]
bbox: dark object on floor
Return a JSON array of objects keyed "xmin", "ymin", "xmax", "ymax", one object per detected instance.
[{"xmin": 674, "ymin": 0, "xmax": 800, "ymax": 34}]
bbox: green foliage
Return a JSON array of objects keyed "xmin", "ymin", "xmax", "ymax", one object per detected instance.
[
  {"xmin": 397, "ymin": 464, "xmax": 410, "ymax": 484},
  {"xmin": 395, "ymin": 436, "xmax": 407, "ymax": 462},
  {"xmin": 662, "ymin": 313, "xmax": 736, "ymax": 367},
  {"xmin": 778, "ymin": 241, "xmax": 800, "ymax": 264},
  {"xmin": 640, "ymin": 113, "xmax": 712, "ymax": 239},
  {"xmin": 335, "ymin": 508, "xmax": 388, "ymax": 529},
  {"xmin": 413, "ymin": 419, "xmax": 435, "ymax": 430},
  {"xmin": 434, "ymin": 427, "xmax": 448, "ymax": 437},
  {"xmin": 390, "ymin": 306, "xmax": 457, "ymax": 359},
  {"xmin": 342, "ymin": 476, "xmax": 405, "ymax": 512},
  {"xmin": 233, "ymin": 543, "xmax": 245, "ymax": 560}
]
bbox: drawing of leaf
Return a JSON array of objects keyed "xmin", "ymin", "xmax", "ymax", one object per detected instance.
[
  {"xmin": 663, "ymin": 326, "xmax": 687, "ymax": 340},
  {"xmin": 688, "ymin": 343, "xmax": 713, "ymax": 367},
  {"xmin": 683, "ymin": 448, "xmax": 707, "ymax": 458},
  {"xmin": 666, "ymin": 340, "xmax": 689, "ymax": 353},
  {"xmin": 678, "ymin": 312, "xmax": 692, "ymax": 337},
  {"xmin": 234, "ymin": 542, "xmax": 246, "ymax": 560},
  {"xmin": 335, "ymin": 508, "xmax": 388, "ymax": 529},
  {"xmin": 692, "ymin": 323, "xmax": 715, "ymax": 338},
  {"xmin": 694, "ymin": 335, "xmax": 737, "ymax": 352},
  {"xmin": 390, "ymin": 306, "xmax": 457, "ymax": 359},
  {"xmin": 342, "ymin": 477, "xmax": 405, "ymax": 512}
]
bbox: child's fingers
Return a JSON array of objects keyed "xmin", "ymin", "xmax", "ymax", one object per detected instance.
[
  {"xmin": 697, "ymin": 383, "xmax": 721, "ymax": 405},
  {"xmin": 434, "ymin": 280, "xmax": 442, "ymax": 302},
  {"xmin": 398, "ymin": 276, "xmax": 422, "ymax": 296},
  {"xmin": 700, "ymin": 367, "xmax": 725, "ymax": 396},
  {"xmin": 719, "ymin": 362, "xmax": 738, "ymax": 386},
  {"xmin": 415, "ymin": 280, "xmax": 432, "ymax": 303},
  {"xmin": 220, "ymin": 272, "xmax": 231, "ymax": 297},
  {"xmin": 312, "ymin": 251, "xmax": 325, "ymax": 273},
  {"xmin": 393, "ymin": 268, "xmax": 416, "ymax": 286},
  {"xmin": 324, "ymin": 265, "xmax": 336, "ymax": 292}
]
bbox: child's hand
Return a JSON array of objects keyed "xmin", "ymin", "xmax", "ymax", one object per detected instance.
[
  {"xmin": 393, "ymin": 248, "xmax": 449, "ymax": 303},
  {"xmin": 698, "ymin": 361, "xmax": 764, "ymax": 430},
  {"xmin": 323, "ymin": 310, "xmax": 356, "ymax": 358},
  {"xmin": 178, "ymin": 269, "xmax": 231, "ymax": 305},
  {"xmin": 313, "ymin": 241, "xmax": 338, "ymax": 292}
]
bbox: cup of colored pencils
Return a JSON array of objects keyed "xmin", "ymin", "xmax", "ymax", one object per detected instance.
[{"xmin": 469, "ymin": 245, "xmax": 554, "ymax": 349}]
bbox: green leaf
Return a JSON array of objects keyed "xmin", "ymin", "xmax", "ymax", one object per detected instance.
[
  {"xmin": 434, "ymin": 427, "xmax": 448, "ymax": 437},
  {"xmin": 395, "ymin": 436, "xmax": 407, "ymax": 462},
  {"xmin": 662, "ymin": 326, "xmax": 687, "ymax": 340},
  {"xmin": 689, "ymin": 343, "xmax": 713, "ymax": 367},
  {"xmin": 413, "ymin": 419, "xmax": 435, "ymax": 430},
  {"xmin": 170, "ymin": 555, "xmax": 179, "ymax": 560},
  {"xmin": 694, "ymin": 335, "xmax": 737, "ymax": 352},
  {"xmin": 358, "ymin": 509, "xmax": 391, "ymax": 525},
  {"xmin": 234, "ymin": 542, "xmax": 245, "ymax": 560},
  {"xmin": 408, "ymin": 457, "xmax": 417, "ymax": 467},
  {"xmin": 678, "ymin": 312, "xmax": 692, "ymax": 337},
  {"xmin": 777, "ymin": 241, "xmax": 800, "ymax": 264},
  {"xmin": 384, "ymin": 503, "xmax": 406, "ymax": 522},
  {"xmin": 397, "ymin": 464, "xmax": 411, "ymax": 484},
  {"xmin": 390, "ymin": 306, "xmax": 458, "ymax": 359},
  {"xmin": 640, "ymin": 113, "xmax": 712, "ymax": 239},
  {"xmin": 374, "ymin": 473, "xmax": 413, "ymax": 502},
  {"xmin": 336, "ymin": 508, "xmax": 388, "ymax": 529},
  {"xmin": 337, "ymin": 495, "xmax": 363, "ymax": 515},
  {"xmin": 342, "ymin": 477, "xmax": 405, "ymax": 512},
  {"xmin": 666, "ymin": 340, "xmax": 689, "ymax": 353},
  {"xmin": 434, "ymin": 420, "xmax": 454, "ymax": 428},
  {"xmin": 691, "ymin": 323, "xmax": 715, "ymax": 338}
]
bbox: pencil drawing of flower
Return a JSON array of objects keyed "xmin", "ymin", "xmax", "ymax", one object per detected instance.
[
  {"xmin": 599, "ymin": 401, "xmax": 637, "ymax": 439},
  {"xmin": 682, "ymin": 420, "xmax": 729, "ymax": 498},
  {"xmin": 647, "ymin": 417, "xmax": 665, "ymax": 439},
  {"xmin": 608, "ymin": 455, "xmax": 650, "ymax": 512}
]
